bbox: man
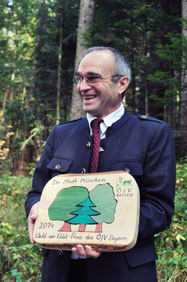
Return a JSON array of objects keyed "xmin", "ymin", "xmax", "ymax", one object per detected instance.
[{"xmin": 25, "ymin": 46, "xmax": 176, "ymax": 282}]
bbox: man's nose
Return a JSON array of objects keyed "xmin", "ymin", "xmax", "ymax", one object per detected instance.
[{"xmin": 78, "ymin": 77, "xmax": 92, "ymax": 91}]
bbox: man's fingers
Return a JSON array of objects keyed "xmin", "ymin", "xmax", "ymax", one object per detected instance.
[
  {"xmin": 85, "ymin": 245, "xmax": 101, "ymax": 258},
  {"xmin": 28, "ymin": 218, "xmax": 35, "ymax": 244},
  {"xmin": 28, "ymin": 202, "xmax": 39, "ymax": 244},
  {"xmin": 72, "ymin": 244, "xmax": 86, "ymax": 256},
  {"xmin": 72, "ymin": 244, "xmax": 101, "ymax": 258}
]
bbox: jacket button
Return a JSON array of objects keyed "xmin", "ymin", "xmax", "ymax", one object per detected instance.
[
  {"xmin": 55, "ymin": 164, "xmax": 61, "ymax": 170},
  {"xmin": 81, "ymin": 168, "xmax": 86, "ymax": 173},
  {"xmin": 58, "ymin": 250, "xmax": 63, "ymax": 256},
  {"xmin": 124, "ymin": 168, "xmax": 130, "ymax": 173},
  {"xmin": 86, "ymin": 142, "xmax": 91, "ymax": 148},
  {"xmin": 141, "ymin": 115, "xmax": 147, "ymax": 119}
]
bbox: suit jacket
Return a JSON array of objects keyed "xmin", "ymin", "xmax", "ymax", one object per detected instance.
[{"xmin": 25, "ymin": 111, "xmax": 176, "ymax": 281}]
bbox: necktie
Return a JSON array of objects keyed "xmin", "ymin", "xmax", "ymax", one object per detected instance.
[{"xmin": 89, "ymin": 118, "xmax": 102, "ymax": 173}]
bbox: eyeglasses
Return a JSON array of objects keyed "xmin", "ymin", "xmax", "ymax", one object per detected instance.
[{"xmin": 73, "ymin": 74, "xmax": 123, "ymax": 86}]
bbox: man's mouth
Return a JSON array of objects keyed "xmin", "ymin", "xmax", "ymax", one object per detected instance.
[{"xmin": 83, "ymin": 95, "xmax": 97, "ymax": 100}]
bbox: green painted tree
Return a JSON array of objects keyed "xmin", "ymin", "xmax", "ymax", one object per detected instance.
[
  {"xmin": 67, "ymin": 197, "xmax": 100, "ymax": 225},
  {"xmin": 90, "ymin": 183, "xmax": 117, "ymax": 232},
  {"xmin": 48, "ymin": 186, "xmax": 88, "ymax": 223}
]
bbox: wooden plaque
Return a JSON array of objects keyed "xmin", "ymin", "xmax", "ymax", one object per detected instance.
[{"xmin": 33, "ymin": 171, "xmax": 140, "ymax": 252}]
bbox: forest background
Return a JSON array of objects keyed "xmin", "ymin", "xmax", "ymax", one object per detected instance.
[{"xmin": 0, "ymin": 0, "xmax": 186, "ymax": 281}]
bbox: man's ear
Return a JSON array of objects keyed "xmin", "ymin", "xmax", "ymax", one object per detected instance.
[{"xmin": 118, "ymin": 76, "xmax": 130, "ymax": 95}]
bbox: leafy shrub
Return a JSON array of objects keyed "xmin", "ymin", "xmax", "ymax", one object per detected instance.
[
  {"xmin": 0, "ymin": 174, "xmax": 42, "ymax": 281},
  {"xmin": 156, "ymin": 161, "xmax": 187, "ymax": 281}
]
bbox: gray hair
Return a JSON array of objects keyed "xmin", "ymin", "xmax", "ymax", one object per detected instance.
[{"xmin": 84, "ymin": 46, "xmax": 131, "ymax": 83}]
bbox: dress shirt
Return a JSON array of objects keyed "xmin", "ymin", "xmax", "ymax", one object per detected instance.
[{"xmin": 87, "ymin": 103, "xmax": 125, "ymax": 139}]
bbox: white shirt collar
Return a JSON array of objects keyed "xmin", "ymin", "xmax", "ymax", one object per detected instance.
[{"xmin": 87, "ymin": 103, "xmax": 124, "ymax": 138}]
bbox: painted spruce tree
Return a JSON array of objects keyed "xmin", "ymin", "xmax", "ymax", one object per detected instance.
[{"xmin": 67, "ymin": 197, "xmax": 100, "ymax": 232}]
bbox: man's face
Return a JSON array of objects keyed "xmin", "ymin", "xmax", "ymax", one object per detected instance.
[{"xmin": 76, "ymin": 50, "xmax": 128, "ymax": 119}]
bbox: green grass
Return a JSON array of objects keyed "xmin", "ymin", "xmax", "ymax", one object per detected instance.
[{"xmin": 0, "ymin": 162, "xmax": 186, "ymax": 281}]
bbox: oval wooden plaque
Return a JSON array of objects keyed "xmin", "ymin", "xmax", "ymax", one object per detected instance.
[{"xmin": 33, "ymin": 171, "xmax": 140, "ymax": 252}]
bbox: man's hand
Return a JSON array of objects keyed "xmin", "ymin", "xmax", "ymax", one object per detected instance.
[
  {"xmin": 28, "ymin": 202, "xmax": 39, "ymax": 244},
  {"xmin": 72, "ymin": 244, "xmax": 101, "ymax": 259}
]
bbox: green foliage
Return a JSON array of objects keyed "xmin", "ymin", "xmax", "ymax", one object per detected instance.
[
  {"xmin": 1, "ymin": 0, "xmax": 185, "ymax": 173},
  {"xmin": 0, "ymin": 0, "xmax": 42, "ymax": 174},
  {"xmin": 0, "ymin": 0, "xmax": 79, "ymax": 173},
  {"xmin": 86, "ymin": 0, "xmax": 182, "ymax": 121},
  {"xmin": 148, "ymin": 32, "xmax": 186, "ymax": 109},
  {"xmin": 0, "ymin": 174, "xmax": 42, "ymax": 281},
  {"xmin": 155, "ymin": 161, "xmax": 187, "ymax": 281}
]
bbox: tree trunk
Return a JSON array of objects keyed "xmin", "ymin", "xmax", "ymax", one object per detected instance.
[
  {"xmin": 56, "ymin": 9, "xmax": 63, "ymax": 125},
  {"xmin": 177, "ymin": 0, "xmax": 187, "ymax": 156},
  {"xmin": 145, "ymin": 79, "xmax": 149, "ymax": 116},
  {"xmin": 58, "ymin": 222, "xmax": 72, "ymax": 232},
  {"xmin": 79, "ymin": 224, "xmax": 86, "ymax": 232},
  {"xmin": 69, "ymin": 0, "xmax": 95, "ymax": 120},
  {"xmin": 95, "ymin": 222, "xmax": 103, "ymax": 233},
  {"xmin": 180, "ymin": 0, "xmax": 187, "ymax": 131},
  {"xmin": 144, "ymin": 21, "xmax": 149, "ymax": 116},
  {"xmin": 1, "ymin": 90, "xmax": 9, "ymax": 121}
]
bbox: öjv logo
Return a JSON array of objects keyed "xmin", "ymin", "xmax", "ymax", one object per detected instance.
[
  {"xmin": 115, "ymin": 177, "xmax": 133, "ymax": 196},
  {"xmin": 116, "ymin": 177, "xmax": 132, "ymax": 189}
]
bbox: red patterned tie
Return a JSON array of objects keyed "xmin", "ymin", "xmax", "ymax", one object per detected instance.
[{"xmin": 89, "ymin": 118, "xmax": 102, "ymax": 173}]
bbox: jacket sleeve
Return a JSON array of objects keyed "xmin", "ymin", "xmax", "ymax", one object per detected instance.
[
  {"xmin": 138, "ymin": 122, "xmax": 176, "ymax": 240},
  {"xmin": 25, "ymin": 126, "xmax": 56, "ymax": 217}
]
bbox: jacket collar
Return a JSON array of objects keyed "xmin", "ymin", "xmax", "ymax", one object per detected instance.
[{"xmin": 106, "ymin": 111, "xmax": 130, "ymax": 137}]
